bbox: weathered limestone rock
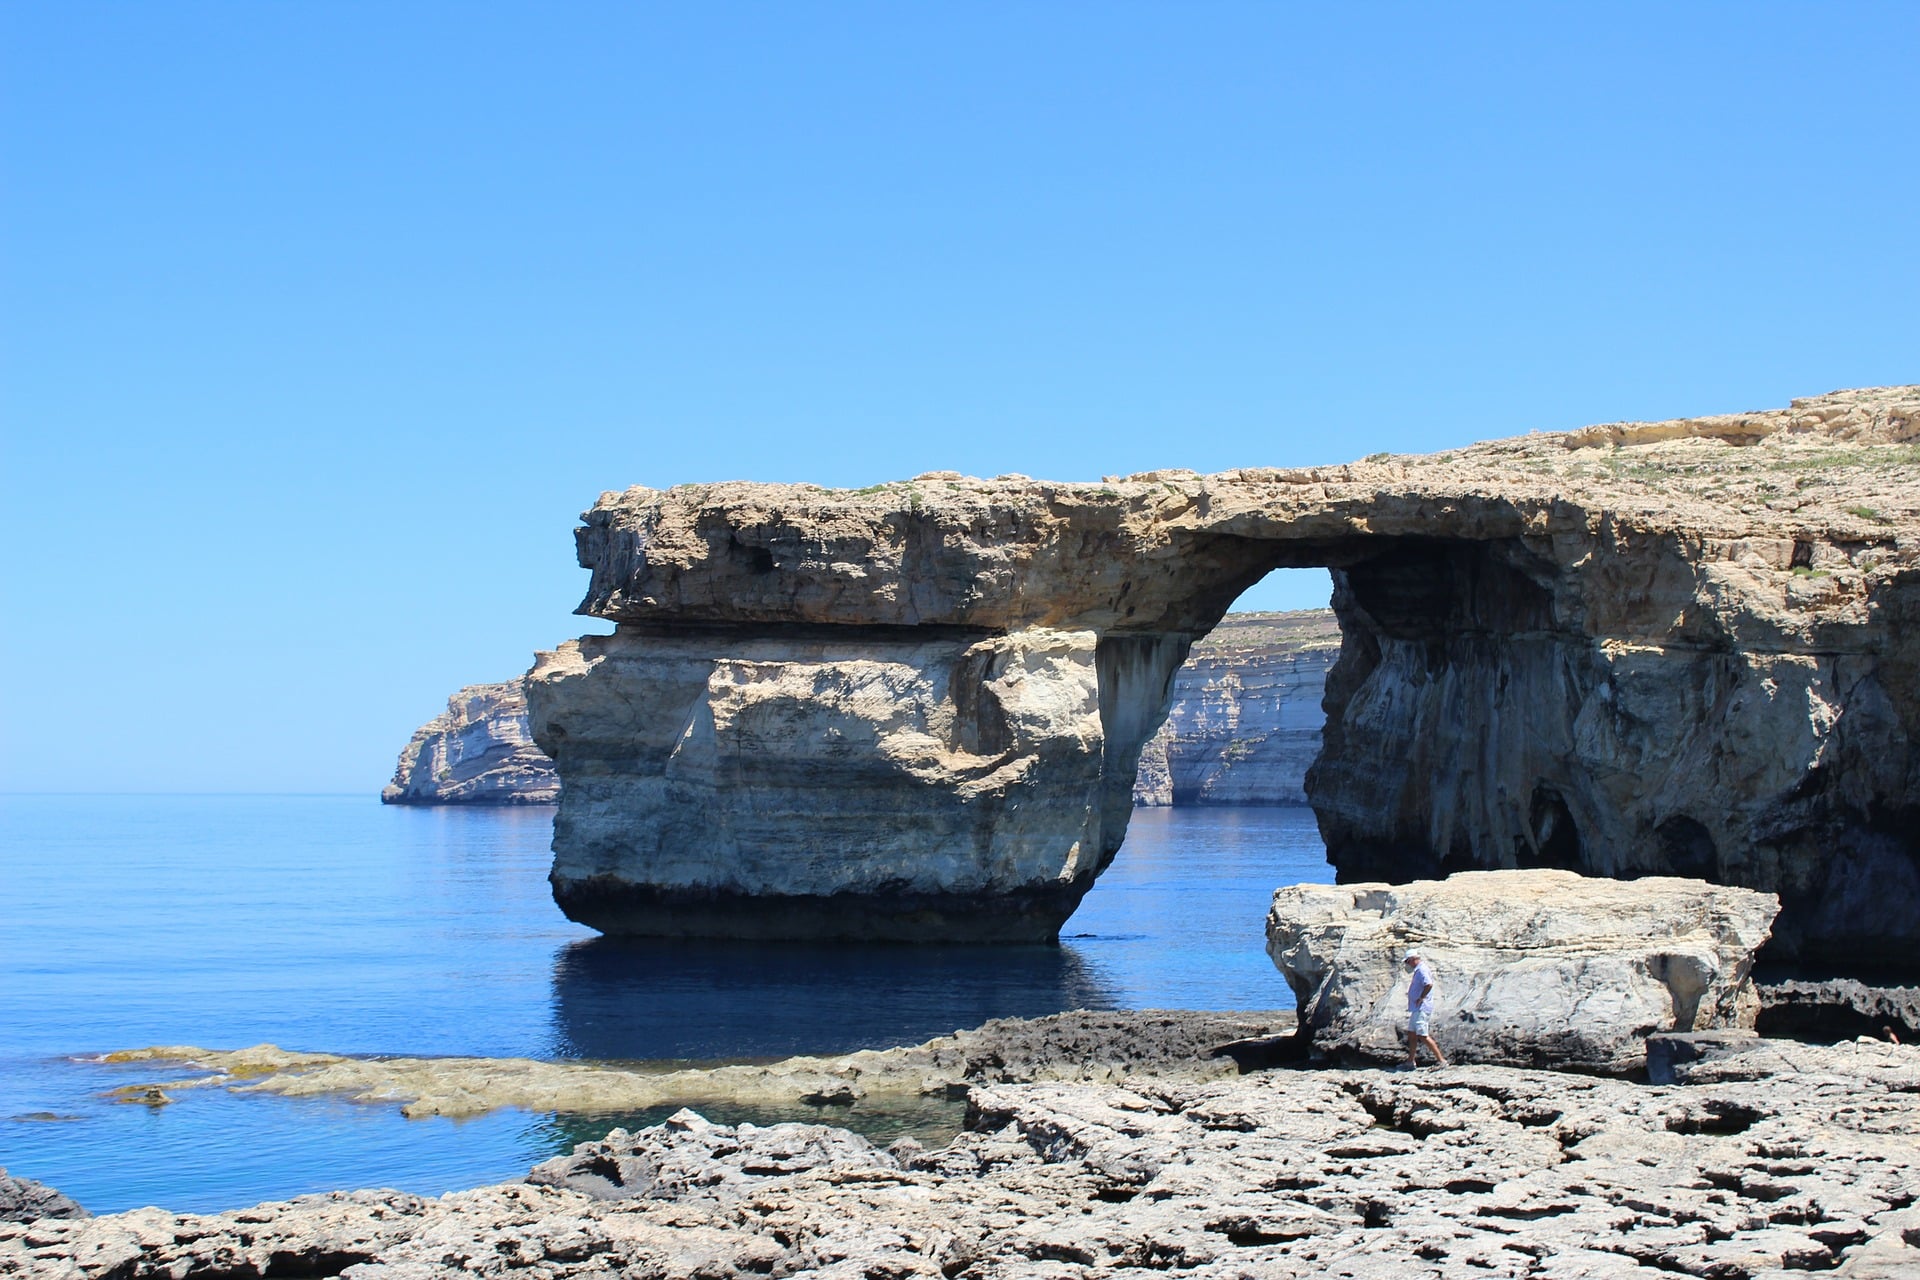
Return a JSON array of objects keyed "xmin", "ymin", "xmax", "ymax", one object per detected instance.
[
  {"xmin": 387, "ymin": 611, "xmax": 1334, "ymax": 808},
  {"xmin": 527, "ymin": 1109, "xmax": 895, "ymax": 1202},
  {"xmin": 529, "ymin": 387, "xmax": 1920, "ymax": 962},
  {"xmin": 14, "ymin": 1039, "xmax": 1920, "ymax": 1278},
  {"xmin": 531, "ymin": 627, "xmax": 1109, "ymax": 940},
  {"xmin": 1132, "ymin": 609, "xmax": 1338, "ymax": 806},
  {"xmin": 1755, "ymin": 978, "xmax": 1920, "ymax": 1043},
  {"xmin": 381, "ymin": 682, "xmax": 557, "ymax": 805},
  {"xmin": 0, "ymin": 1170, "xmax": 87, "ymax": 1224},
  {"xmin": 100, "ymin": 1010, "xmax": 1291, "ymax": 1119},
  {"xmin": 1266, "ymin": 870, "xmax": 1780, "ymax": 1071}
]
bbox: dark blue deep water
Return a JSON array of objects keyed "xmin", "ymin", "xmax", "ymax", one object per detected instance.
[{"xmin": 0, "ymin": 796, "xmax": 1329, "ymax": 1214}]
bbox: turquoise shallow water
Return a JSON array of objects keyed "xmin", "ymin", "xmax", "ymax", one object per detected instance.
[{"xmin": 0, "ymin": 795, "xmax": 1329, "ymax": 1214}]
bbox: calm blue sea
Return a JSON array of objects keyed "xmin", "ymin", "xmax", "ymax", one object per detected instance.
[{"xmin": 0, "ymin": 796, "xmax": 1329, "ymax": 1215}]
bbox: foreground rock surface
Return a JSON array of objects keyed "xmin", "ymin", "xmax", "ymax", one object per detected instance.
[
  {"xmin": 11, "ymin": 1038, "xmax": 1918, "ymax": 1279},
  {"xmin": 529, "ymin": 386, "xmax": 1920, "ymax": 963},
  {"xmin": 382, "ymin": 682, "xmax": 558, "ymax": 805},
  {"xmin": 1267, "ymin": 870, "xmax": 1780, "ymax": 1071}
]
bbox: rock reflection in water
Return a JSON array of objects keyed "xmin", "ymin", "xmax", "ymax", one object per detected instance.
[{"xmin": 547, "ymin": 938, "xmax": 1118, "ymax": 1061}]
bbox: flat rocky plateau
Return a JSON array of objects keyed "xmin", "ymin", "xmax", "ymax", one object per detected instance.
[{"xmin": 8, "ymin": 1019, "xmax": 1918, "ymax": 1279}]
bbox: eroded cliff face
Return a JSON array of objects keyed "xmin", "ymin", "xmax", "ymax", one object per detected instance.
[
  {"xmin": 529, "ymin": 387, "xmax": 1920, "ymax": 965},
  {"xmin": 382, "ymin": 682, "xmax": 558, "ymax": 805},
  {"xmin": 389, "ymin": 613, "xmax": 1334, "ymax": 810},
  {"xmin": 1133, "ymin": 611, "xmax": 1338, "ymax": 807}
]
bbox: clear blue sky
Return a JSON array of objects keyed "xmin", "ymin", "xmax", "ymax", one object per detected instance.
[{"xmin": 2, "ymin": 4, "xmax": 1914, "ymax": 793}]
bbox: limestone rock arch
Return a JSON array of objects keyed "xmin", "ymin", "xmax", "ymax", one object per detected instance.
[{"xmin": 528, "ymin": 388, "xmax": 1920, "ymax": 967}]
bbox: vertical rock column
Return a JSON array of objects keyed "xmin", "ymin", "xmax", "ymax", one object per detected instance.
[{"xmin": 527, "ymin": 625, "xmax": 1123, "ymax": 941}]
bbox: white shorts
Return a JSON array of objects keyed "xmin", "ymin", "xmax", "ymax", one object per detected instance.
[{"xmin": 1409, "ymin": 1007, "xmax": 1433, "ymax": 1037}]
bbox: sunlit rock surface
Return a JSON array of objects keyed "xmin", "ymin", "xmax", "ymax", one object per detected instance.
[
  {"xmin": 1132, "ymin": 610, "xmax": 1338, "ymax": 806},
  {"xmin": 381, "ymin": 682, "xmax": 557, "ymax": 805},
  {"xmin": 1266, "ymin": 870, "xmax": 1779, "ymax": 1071},
  {"xmin": 384, "ymin": 611, "xmax": 1336, "ymax": 810},
  {"xmin": 15, "ymin": 1036, "xmax": 1920, "ymax": 1278},
  {"xmin": 528, "ymin": 387, "xmax": 1919, "ymax": 962}
]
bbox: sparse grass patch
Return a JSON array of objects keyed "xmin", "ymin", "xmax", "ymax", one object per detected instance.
[{"xmin": 1768, "ymin": 444, "xmax": 1920, "ymax": 472}]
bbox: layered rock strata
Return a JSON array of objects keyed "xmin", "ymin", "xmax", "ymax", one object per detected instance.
[
  {"xmin": 1131, "ymin": 609, "xmax": 1338, "ymax": 806},
  {"xmin": 385, "ymin": 611, "xmax": 1336, "ymax": 808},
  {"xmin": 11, "ymin": 1039, "xmax": 1920, "ymax": 1278},
  {"xmin": 1265, "ymin": 870, "xmax": 1779, "ymax": 1070},
  {"xmin": 529, "ymin": 387, "xmax": 1920, "ymax": 963},
  {"xmin": 381, "ymin": 682, "xmax": 558, "ymax": 805}
]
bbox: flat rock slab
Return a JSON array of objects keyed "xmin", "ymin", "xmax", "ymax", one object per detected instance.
[
  {"xmin": 98, "ymin": 1009, "xmax": 1292, "ymax": 1119},
  {"xmin": 1267, "ymin": 870, "xmax": 1780, "ymax": 1071}
]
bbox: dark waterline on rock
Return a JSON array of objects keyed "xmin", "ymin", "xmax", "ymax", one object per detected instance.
[{"xmin": 0, "ymin": 796, "xmax": 1327, "ymax": 1214}]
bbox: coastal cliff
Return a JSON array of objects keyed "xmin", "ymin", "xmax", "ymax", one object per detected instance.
[
  {"xmin": 388, "ymin": 612, "xmax": 1338, "ymax": 810},
  {"xmin": 525, "ymin": 387, "xmax": 1920, "ymax": 964},
  {"xmin": 1132, "ymin": 611, "xmax": 1338, "ymax": 806},
  {"xmin": 381, "ymin": 682, "xmax": 558, "ymax": 805}
]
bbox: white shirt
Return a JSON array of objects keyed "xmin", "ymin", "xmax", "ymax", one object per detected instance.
[{"xmin": 1407, "ymin": 960, "xmax": 1436, "ymax": 1012}]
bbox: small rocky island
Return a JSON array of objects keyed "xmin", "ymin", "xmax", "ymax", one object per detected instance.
[{"xmin": 385, "ymin": 611, "xmax": 1339, "ymax": 809}]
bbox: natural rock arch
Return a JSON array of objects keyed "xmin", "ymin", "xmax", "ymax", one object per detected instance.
[{"xmin": 528, "ymin": 388, "xmax": 1920, "ymax": 969}]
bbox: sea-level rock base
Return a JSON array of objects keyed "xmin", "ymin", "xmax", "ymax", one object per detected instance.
[
  {"xmin": 11, "ymin": 1038, "xmax": 1918, "ymax": 1279},
  {"xmin": 550, "ymin": 879, "xmax": 1090, "ymax": 944},
  {"xmin": 98, "ymin": 1010, "xmax": 1292, "ymax": 1119}
]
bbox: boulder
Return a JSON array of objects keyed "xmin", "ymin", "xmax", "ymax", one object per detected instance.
[
  {"xmin": 0, "ymin": 1169, "xmax": 88, "ymax": 1223},
  {"xmin": 527, "ymin": 1109, "xmax": 894, "ymax": 1203},
  {"xmin": 1265, "ymin": 869, "xmax": 1780, "ymax": 1072}
]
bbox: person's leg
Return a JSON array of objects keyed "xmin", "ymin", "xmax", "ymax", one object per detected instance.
[
  {"xmin": 1418, "ymin": 1033, "xmax": 1448, "ymax": 1067},
  {"xmin": 1404, "ymin": 1027, "xmax": 1419, "ymax": 1066}
]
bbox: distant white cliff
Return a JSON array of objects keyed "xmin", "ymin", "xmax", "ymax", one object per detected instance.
[
  {"xmin": 381, "ymin": 681, "xmax": 560, "ymax": 805},
  {"xmin": 1132, "ymin": 610, "xmax": 1339, "ymax": 806},
  {"xmin": 385, "ymin": 610, "xmax": 1337, "ymax": 808}
]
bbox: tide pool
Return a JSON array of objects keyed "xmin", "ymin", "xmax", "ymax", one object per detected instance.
[{"xmin": 0, "ymin": 795, "xmax": 1328, "ymax": 1213}]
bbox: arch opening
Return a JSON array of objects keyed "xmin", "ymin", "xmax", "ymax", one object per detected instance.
[{"xmin": 1129, "ymin": 567, "xmax": 1336, "ymax": 811}]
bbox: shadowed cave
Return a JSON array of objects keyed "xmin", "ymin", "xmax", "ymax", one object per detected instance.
[{"xmin": 1116, "ymin": 531, "xmax": 1919, "ymax": 974}]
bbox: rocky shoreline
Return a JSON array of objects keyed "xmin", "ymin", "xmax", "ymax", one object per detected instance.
[{"xmin": 7, "ymin": 1016, "xmax": 1918, "ymax": 1278}]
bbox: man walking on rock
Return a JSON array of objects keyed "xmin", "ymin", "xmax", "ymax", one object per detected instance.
[{"xmin": 1403, "ymin": 951, "xmax": 1449, "ymax": 1068}]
